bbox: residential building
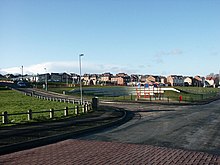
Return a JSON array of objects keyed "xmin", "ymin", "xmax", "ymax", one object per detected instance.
[
  {"xmin": 71, "ymin": 73, "xmax": 80, "ymax": 84},
  {"xmin": 111, "ymin": 73, "xmax": 130, "ymax": 86},
  {"xmin": 61, "ymin": 73, "xmax": 71, "ymax": 83},
  {"xmin": 38, "ymin": 73, "xmax": 50, "ymax": 83},
  {"xmin": 184, "ymin": 77, "xmax": 193, "ymax": 86},
  {"xmin": 128, "ymin": 74, "xmax": 140, "ymax": 86},
  {"xmin": 89, "ymin": 74, "xmax": 99, "ymax": 85},
  {"xmin": 193, "ymin": 76, "xmax": 203, "ymax": 87},
  {"xmin": 100, "ymin": 73, "xmax": 113, "ymax": 85},
  {"xmin": 82, "ymin": 74, "xmax": 90, "ymax": 85},
  {"xmin": 205, "ymin": 77, "xmax": 215, "ymax": 87},
  {"xmin": 167, "ymin": 75, "xmax": 184, "ymax": 86},
  {"xmin": 50, "ymin": 73, "xmax": 62, "ymax": 82}
]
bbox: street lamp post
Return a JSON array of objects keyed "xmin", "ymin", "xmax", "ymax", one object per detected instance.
[
  {"xmin": 44, "ymin": 68, "xmax": 48, "ymax": 91},
  {"xmin": 79, "ymin": 54, "xmax": 84, "ymax": 104},
  {"xmin": 21, "ymin": 65, "xmax": 23, "ymax": 81}
]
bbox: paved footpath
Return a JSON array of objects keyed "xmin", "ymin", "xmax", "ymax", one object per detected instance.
[{"xmin": 0, "ymin": 139, "xmax": 220, "ymax": 165}]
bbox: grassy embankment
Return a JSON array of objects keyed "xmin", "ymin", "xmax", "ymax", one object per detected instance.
[
  {"xmin": 164, "ymin": 86, "xmax": 220, "ymax": 102},
  {"xmin": 0, "ymin": 87, "xmax": 80, "ymax": 125}
]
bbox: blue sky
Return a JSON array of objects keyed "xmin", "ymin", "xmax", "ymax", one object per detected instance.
[{"xmin": 0, "ymin": 0, "xmax": 219, "ymax": 76}]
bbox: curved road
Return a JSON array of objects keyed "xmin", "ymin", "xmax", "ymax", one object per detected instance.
[{"xmin": 81, "ymin": 100, "xmax": 220, "ymax": 155}]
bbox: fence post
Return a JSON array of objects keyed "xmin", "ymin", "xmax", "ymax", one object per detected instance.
[
  {"xmin": 82, "ymin": 104, "xmax": 85, "ymax": 113},
  {"xmin": 2, "ymin": 111, "xmax": 8, "ymax": 124},
  {"xmin": 85, "ymin": 104, "xmax": 88, "ymax": 113},
  {"xmin": 50, "ymin": 108, "xmax": 54, "ymax": 119},
  {"xmin": 75, "ymin": 105, "xmax": 79, "ymax": 115},
  {"xmin": 64, "ymin": 107, "xmax": 68, "ymax": 116},
  {"xmin": 27, "ymin": 109, "xmax": 33, "ymax": 120}
]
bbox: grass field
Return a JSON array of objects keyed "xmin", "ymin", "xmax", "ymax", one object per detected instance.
[
  {"xmin": 0, "ymin": 87, "xmax": 79, "ymax": 125},
  {"xmin": 164, "ymin": 86, "xmax": 220, "ymax": 102},
  {"xmin": 47, "ymin": 85, "xmax": 220, "ymax": 102}
]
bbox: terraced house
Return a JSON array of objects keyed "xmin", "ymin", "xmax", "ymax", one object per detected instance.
[{"xmin": 167, "ymin": 75, "xmax": 184, "ymax": 86}]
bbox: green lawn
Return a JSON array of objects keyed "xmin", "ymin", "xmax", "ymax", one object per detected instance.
[
  {"xmin": 47, "ymin": 86, "xmax": 220, "ymax": 102},
  {"xmin": 164, "ymin": 87, "xmax": 220, "ymax": 102},
  {"xmin": 0, "ymin": 87, "xmax": 80, "ymax": 125}
]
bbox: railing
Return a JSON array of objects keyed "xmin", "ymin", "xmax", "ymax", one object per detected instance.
[
  {"xmin": 23, "ymin": 91, "xmax": 87, "ymax": 105},
  {"xmin": 1, "ymin": 104, "xmax": 92, "ymax": 124}
]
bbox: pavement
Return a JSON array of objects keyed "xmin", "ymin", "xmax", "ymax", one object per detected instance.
[
  {"xmin": 0, "ymin": 139, "xmax": 220, "ymax": 165},
  {"xmin": 0, "ymin": 107, "xmax": 128, "ymax": 155}
]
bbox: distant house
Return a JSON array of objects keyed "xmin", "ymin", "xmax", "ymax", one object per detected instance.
[
  {"xmin": 128, "ymin": 74, "xmax": 140, "ymax": 86},
  {"xmin": 0, "ymin": 74, "xmax": 5, "ymax": 79},
  {"xmin": 111, "ymin": 73, "xmax": 130, "ymax": 86},
  {"xmin": 60, "ymin": 73, "xmax": 71, "ymax": 83},
  {"xmin": 100, "ymin": 73, "xmax": 113, "ymax": 85},
  {"xmin": 184, "ymin": 77, "xmax": 193, "ymax": 86},
  {"xmin": 71, "ymin": 73, "xmax": 80, "ymax": 84},
  {"xmin": 140, "ymin": 75, "xmax": 148, "ymax": 84},
  {"xmin": 50, "ymin": 73, "xmax": 62, "ymax": 82},
  {"xmin": 82, "ymin": 74, "xmax": 90, "ymax": 85},
  {"xmin": 147, "ymin": 75, "xmax": 156, "ymax": 83},
  {"xmin": 193, "ymin": 76, "xmax": 203, "ymax": 87},
  {"xmin": 38, "ymin": 73, "xmax": 50, "ymax": 83},
  {"xmin": 167, "ymin": 75, "xmax": 184, "ymax": 86},
  {"xmin": 205, "ymin": 77, "xmax": 215, "ymax": 87},
  {"xmin": 89, "ymin": 74, "xmax": 98, "ymax": 85},
  {"xmin": 160, "ymin": 76, "xmax": 167, "ymax": 85}
]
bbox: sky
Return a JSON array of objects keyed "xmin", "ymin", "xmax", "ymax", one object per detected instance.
[{"xmin": 0, "ymin": 0, "xmax": 220, "ymax": 76}]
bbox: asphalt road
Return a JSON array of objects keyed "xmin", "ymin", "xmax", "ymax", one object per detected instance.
[{"xmin": 80, "ymin": 100, "xmax": 220, "ymax": 155}]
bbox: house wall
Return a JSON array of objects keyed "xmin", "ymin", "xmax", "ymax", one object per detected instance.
[{"xmin": 184, "ymin": 77, "xmax": 192, "ymax": 86}]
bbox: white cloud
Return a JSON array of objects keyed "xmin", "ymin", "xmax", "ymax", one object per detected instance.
[
  {"xmin": 154, "ymin": 48, "xmax": 183, "ymax": 64},
  {"xmin": 0, "ymin": 61, "xmax": 139, "ymax": 75},
  {"xmin": 156, "ymin": 48, "xmax": 183, "ymax": 57}
]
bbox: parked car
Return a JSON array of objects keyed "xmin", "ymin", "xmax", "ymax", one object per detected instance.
[{"xmin": 17, "ymin": 81, "xmax": 26, "ymax": 87}]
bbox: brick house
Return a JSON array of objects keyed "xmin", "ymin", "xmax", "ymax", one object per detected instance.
[
  {"xmin": 111, "ymin": 73, "xmax": 130, "ymax": 86},
  {"xmin": 100, "ymin": 73, "xmax": 113, "ymax": 85}
]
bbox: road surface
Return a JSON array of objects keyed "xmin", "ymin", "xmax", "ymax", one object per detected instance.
[{"xmin": 81, "ymin": 100, "xmax": 220, "ymax": 155}]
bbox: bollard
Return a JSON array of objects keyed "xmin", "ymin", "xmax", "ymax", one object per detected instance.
[
  {"xmin": 82, "ymin": 104, "xmax": 85, "ymax": 113},
  {"xmin": 92, "ymin": 97, "xmax": 99, "ymax": 111},
  {"xmin": 2, "ymin": 111, "xmax": 8, "ymax": 124},
  {"xmin": 27, "ymin": 109, "xmax": 33, "ymax": 120},
  {"xmin": 64, "ymin": 107, "xmax": 68, "ymax": 116},
  {"xmin": 50, "ymin": 108, "xmax": 54, "ymax": 119}
]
